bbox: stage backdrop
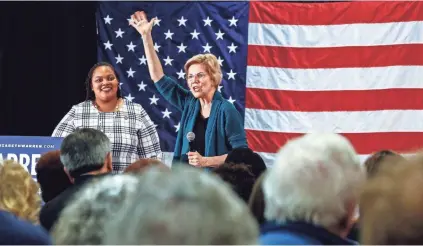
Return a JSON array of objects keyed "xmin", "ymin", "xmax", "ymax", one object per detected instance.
[
  {"xmin": 0, "ymin": 2, "xmax": 97, "ymax": 137},
  {"xmin": 96, "ymin": 1, "xmax": 423, "ymax": 167}
]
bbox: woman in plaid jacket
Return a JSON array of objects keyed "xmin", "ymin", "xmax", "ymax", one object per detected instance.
[{"xmin": 52, "ymin": 62, "xmax": 163, "ymax": 173}]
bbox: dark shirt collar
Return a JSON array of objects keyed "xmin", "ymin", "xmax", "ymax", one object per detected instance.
[{"xmin": 73, "ymin": 173, "xmax": 111, "ymax": 185}]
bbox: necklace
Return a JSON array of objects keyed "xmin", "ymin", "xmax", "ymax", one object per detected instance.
[{"xmin": 94, "ymin": 99, "xmax": 121, "ymax": 112}]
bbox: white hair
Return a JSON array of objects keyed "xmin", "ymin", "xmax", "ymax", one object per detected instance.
[
  {"xmin": 263, "ymin": 133, "xmax": 365, "ymax": 228},
  {"xmin": 51, "ymin": 174, "xmax": 140, "ymax": 244},
  {"xmin": 103, "ymin": 166, "xmax": 259, "ymax": 245}
]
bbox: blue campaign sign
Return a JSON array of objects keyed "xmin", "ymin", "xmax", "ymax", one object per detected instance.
[{"xmin": 0, "ymin": 136, "xmax": 63, "ymax": 178}]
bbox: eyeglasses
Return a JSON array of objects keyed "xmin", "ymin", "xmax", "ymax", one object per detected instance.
[{"xmin": 187, "ymin": 72, "xmax": 207, "ymax": 81}]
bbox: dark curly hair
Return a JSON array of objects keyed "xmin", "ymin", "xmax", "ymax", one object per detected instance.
[
  {"xmin": 85, "ymin": 62, "xmax": 122, "ymax": 101},
  {"xmin": 212, "ymin": 162, "xmax": 256, "ymax": 203},
  {"xmin": 225, "ymin": 147, "xmax": 267, "ymax": 178}
]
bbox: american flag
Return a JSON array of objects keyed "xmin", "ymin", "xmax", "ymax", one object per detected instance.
[{"xmin": 96, "ymin": 1, "xmax": 423, "ymax": 167}]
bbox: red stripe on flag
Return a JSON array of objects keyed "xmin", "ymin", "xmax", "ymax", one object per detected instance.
[
  {"xmin": 248, "ymin": 44, "xmax": 423, "ymax": 69},
  {"xmin": 249, "ymin": 1, "xmax": 423, "ymax": 25},
  {"xmin": 246, "ymin": 130, "xmax": 423, "ymax": 155},
  {"xmin": 246, "ymin": 88, "xmax": 423, "ymax": 112}
]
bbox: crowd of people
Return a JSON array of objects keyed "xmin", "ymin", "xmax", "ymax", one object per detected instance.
[{"xmin": 2, "ymin": 128, "xmax": 422, "ymax": 245}]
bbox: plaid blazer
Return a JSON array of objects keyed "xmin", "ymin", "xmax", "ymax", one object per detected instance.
[{"xmin": 52, "ymin": 99, "xmax": 163, "ymax": 173}]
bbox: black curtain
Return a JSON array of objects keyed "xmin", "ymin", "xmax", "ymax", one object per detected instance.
[{"xmin": 0, "ymin": 1, "xmax": 97, "ymax": 136}]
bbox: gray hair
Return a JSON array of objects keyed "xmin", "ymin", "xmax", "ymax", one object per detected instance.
[
  {"xmin": 103, "ymin": 166, "xmax": 259, "ymax": 245},
  {"xmin": 51, "ymin": 174, "xmax": 140, "ymax": 245},
  {"xmin": 60, "ymin": 128, "xmax": 111, "ymax": 176},
  {"xmin": 263, "ymin": 133, "xmax": 365, "ymax": 228}
]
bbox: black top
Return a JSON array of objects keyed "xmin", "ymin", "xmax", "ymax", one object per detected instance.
[
  {"xmin": 347, "ymin": 222, "xmax": 359, "ymax": 242},
  {"xmin": 39, "ymin": 174, "xmax": 109, "ymax": 232},
  {"xmin": 191, "ymin": 113, "xmax": 208, "ymax": 156}
]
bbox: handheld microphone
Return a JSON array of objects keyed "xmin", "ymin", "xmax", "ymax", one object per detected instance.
[{"xmin": 186, "ymin": 132, "xmax": 196, "ymax": 152}]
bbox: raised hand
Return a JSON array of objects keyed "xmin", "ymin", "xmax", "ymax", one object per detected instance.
[
  {"xmin": 128, "ymin": 11, "xmax": 164, "ymax": 83},
  {"xmin": 129, "ymin": 11, "xmax": 156, "ymax": 37}
]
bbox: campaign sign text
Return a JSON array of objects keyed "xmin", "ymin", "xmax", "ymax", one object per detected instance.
[{"xmin": 0, "ymin": 136, "xmax": 63, "ymax": 178}]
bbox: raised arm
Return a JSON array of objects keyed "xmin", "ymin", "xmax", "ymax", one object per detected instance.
[
  {"xmin": 130, "ymin": 11, "xmax": 190, "ymax": 111},
  {"xmin": 130, "ymin": 11, "xmax": 164, "ymax": 83}
]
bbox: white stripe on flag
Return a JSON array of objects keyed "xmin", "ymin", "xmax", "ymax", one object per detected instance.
[
  {"xmin": 245, "ymin": 109, "xmax": 423, "ymax": 133},
  {"xmin": 257, "ymin": 152, "xmax": 372, "ymax": 167},
  {"xmin": 246, "ymin": 65, "xmax": 423, "ymax": 91},
  {"xmin": 257, "ymin": 152, "xmax": 415, "ymax": 168},
  {"xmin": 248, "ymin": 21, "xmax": 423, "ymax": 47}
]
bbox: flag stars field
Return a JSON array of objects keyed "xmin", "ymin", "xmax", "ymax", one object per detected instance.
[{"xmin": 97, "ymin": 3, "xmax": 249, "ymax": 165}]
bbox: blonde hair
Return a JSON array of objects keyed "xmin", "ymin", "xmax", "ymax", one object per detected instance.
[
  {"xmin": 184, "ymin": 53, "xmax": 222, "ymax": 88},
  {"xmin": 0, "ymin": 160, "xmax": 41, "ymax": 224}
]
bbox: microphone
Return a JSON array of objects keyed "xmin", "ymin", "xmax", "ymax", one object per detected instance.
[{"xmin": 186, "ymin": 132, "xmax": 196, "ymax": 152}]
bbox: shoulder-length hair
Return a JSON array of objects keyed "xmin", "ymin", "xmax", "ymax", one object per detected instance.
[{"xmin": 0, "ymin": 160, "xmax": 41, "ymax": 224}]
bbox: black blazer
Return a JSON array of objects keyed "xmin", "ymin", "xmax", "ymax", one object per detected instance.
[{"xmin": 39, "ymin": 174, "xmax": 108, "ymax": 232}]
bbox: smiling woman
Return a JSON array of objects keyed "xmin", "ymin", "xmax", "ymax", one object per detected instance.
[
  {"xmin": 130, "ymin": 11, "xmax": 247, "ymax": 168},
  {"xmin": 51, "ymin": 62, "xmax": 163, "ymax": 173}
]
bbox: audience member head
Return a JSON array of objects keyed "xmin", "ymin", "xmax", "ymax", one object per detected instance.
[
  {"xmin": 364, "ymin": 149, "xmax": 405, "ymax": 178},
  {"xmin": 0, "ymin": 160, "xmax": 41, "ymax": 224},
  {"xmin": 212, "ymin": 162, "xmax": 255, "ymax": 203},
  {"xmin": 124, "ymin": 158, "xmax": 169, "ymax": 174},
  {"xmin": 248, "ymin": 171, "xmax": 266, "ymax": 225},
  {"xmin": 35, "ymin": 150, "xmax": 72, "ymax": 202},
  {"xmin": 51, "ymin": 174, "xmax": 140, "ymax": 245},
  {"xmin": 263, "ymin": 133, "xmax": 365, "ymax": 237},
  {"xmin": 225, "ymin": 147, "xmax": 267, "ymax": 178},
  {"xmin": 60, "ymin": 128, "xmax": 112, "ymax": 178},
  {"xmin": 103, "ymin": 166, "xmax": 259, "ymax": 245},
  {"xmin": 360, "ymin": 154, "xmax": 423, "ymax": 244}
]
